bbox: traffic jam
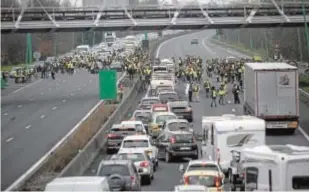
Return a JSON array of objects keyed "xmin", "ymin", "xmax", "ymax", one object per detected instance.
[{"xmin": 44, "ymin": 57, "xmax": 309, "ymax": 192}]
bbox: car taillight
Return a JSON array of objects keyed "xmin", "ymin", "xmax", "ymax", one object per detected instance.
[
  {"xmin": 140, "ymin": 161, "xmax": 149, "ymax": 167},
  {"xmin": 130, "ymin": 176, "xmax": 135, "ymax": 181},
  {"xmin": 170, "ymin": 136, "xmax": 176, "ymax": 144},
  {"xmin": 107, "ymin": 134, "xmax": 117, "ymax": 138},
  {"xmin": 184, "ymin": 176, "xmax": 189, "ymax": 185},
  {"xmin": 215, "ymin": 176, "xmax": 222, "ymax": 189}
]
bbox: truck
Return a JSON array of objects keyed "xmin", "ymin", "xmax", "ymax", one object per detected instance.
[
  {"xmin": 104, "ymin": 32, "xmax": 116, "ymax": 47},
  {"xmin": 243, "ymin": 62, "xmax": 299, "ymax": 135}
]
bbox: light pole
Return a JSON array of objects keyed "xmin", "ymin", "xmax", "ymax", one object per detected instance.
[{"xmin": 302, "ymin": 0, "xmax": 309, "ymax": 57}]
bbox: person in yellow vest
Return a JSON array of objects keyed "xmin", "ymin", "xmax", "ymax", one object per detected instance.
[
  {"xmin": 210, "ymin": 86, "xmax": 217, "ymax": 107},
  {"xmin": 218, "ymin": 86, "xmax": 225, "ymax": 105},
  {"xmin": 193, "ymin": 83, "xmax": 200, "ymax": 102}
]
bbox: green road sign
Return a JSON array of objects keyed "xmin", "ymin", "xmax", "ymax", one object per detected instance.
[{"xmin": 99, "ymin": 70, "xmax": 117, "ymax": 100}]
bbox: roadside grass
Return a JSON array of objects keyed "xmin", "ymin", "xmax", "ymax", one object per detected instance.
[{"xmin": 1, "ymin": 64, "xmax": 27, "ymax": 72}]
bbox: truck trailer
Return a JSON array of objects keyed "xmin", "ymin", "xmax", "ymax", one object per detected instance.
[{"xmin": 243, "ymin": 62, "xmax": 299, "ymax": 134}]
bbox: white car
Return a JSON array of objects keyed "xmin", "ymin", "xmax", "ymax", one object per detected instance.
[
  {"xmin": 111, "ymin": 149, "xmax": 154, "ymax": 185},
  {"xmin": 120, "ymin": 120, "xmax": 147, "ymax": 134},
  {"xmin": 179, "ymin": 160, "xmax": 225, "ymax": 183},
  {"xmin": 119, "ymin": 135, "xmax": 159, "ymax": 170}
]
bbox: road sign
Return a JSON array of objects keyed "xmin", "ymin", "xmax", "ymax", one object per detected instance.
[
  {"xmin": 99, "ymin": 70, "xmax": 117, "ymax": 100},
  {"xmin": 33, "ymin": 51, "xmax": 41, "ymax": 60}
]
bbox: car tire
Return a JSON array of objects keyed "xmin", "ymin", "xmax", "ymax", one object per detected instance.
[
  {"xmin": 143, "ymin": 175, "xmax": 152, "ymax": 185},
  {"xmin": 106, "ymin": 148, "xmax": 113, "ymax": 155}
]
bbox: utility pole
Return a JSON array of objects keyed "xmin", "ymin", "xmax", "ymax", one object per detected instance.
[
  {"xmin": 26, "ymin": 33, "xmax": 33, "ymax": 65},
  {"xmin": 297, "ymin": 28, "xmax": 303, "ymax": 61}
]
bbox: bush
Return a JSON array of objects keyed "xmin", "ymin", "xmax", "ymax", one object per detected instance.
[{"xmin": 299, "ymin": 74, "xmax": 309, "ymax": 87}]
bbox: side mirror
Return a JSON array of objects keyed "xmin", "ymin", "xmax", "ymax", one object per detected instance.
[
  {"xmin": 178, "ymin": 164, "xmax": 185, "ymax": 172},
  {"xmin": 138, "ymin": 168, "xmax": 143, "ymax": 173}
]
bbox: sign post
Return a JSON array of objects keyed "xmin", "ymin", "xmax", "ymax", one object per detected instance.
[{"xmin": 99, "ymin": 70, "xmax": 117, "ymax": 100}]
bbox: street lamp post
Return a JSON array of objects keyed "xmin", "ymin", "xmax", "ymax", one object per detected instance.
[{"xmin": 301, "ymin": 0, "xmax": 309, "ymax": 57}]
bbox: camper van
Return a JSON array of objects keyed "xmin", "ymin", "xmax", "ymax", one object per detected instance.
[
  {"xmin": 230, "ymin": 144, "xmax": 309, "ymax": 191},
  {"xmin": 104, "ymin": 32, "xmax": 116, "ymax": 47},
  {"xmin": 200, "ymin": 115, "xmax": 266, "ymax": 173}
]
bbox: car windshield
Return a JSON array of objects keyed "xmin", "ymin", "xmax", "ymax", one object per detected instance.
[
  {"xmin": 116, "ymin": 153, "xmax": 145, "ymax": 162},
  {"xmin": 156, "ymin": 115, "xmax": 176, "ymax": 124},
  {"xmin": 187, "ymin": 164, "xmax": 220, "ymax": 172},
  {"xmin": 187, "ymin": 175, "xmax": 220, "ymax": 187},
  {"xmin": 159, "ymin": 93, "xmax": 178, "ymax": 101},
  {"xmin": 123, "ymin": 140, "xmax": 149, "ymax": 148},
  {"xmin": 173, "ymin": 134, "xmax": 194, "ymax": 143},
  {"xmin": 98, "ymin": 164, "xmax": 130, "ymax": 176},
  {"xmin": 168, "ymin": 122, "xmax": 189, "ymax": 131}
]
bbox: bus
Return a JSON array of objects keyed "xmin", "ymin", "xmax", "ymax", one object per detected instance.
[{"xmin": 104, "ymin": 32, "xmax": 116, "ymax": 47}]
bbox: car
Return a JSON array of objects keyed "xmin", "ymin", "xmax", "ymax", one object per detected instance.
[
  {"xmin": 138, "ymin": 97, "xmax": 161, "ymax": 110},
  {"xmin": 120, "ymin": 121, "xmax": 147, "ymax": 135},
  {"xmin": 111, "ymin": 149, "xmax": 154, "ymax": 185},
  {"xmin": 167, "ymin": 100, "xmax": 193, "ymax": 122},
  {"xmin": 149, "ymin": 112, "xmax": 178, "ymax": 138},
  {"xmin": 151, "ymin": 103, "xmax": 169, "ymax": 113},
  {"xmin": 106, "ymin": 124, "xmax": 141, "ymax": 154},
  {"xmin": 180, "ymin": 170, "xmax": 224, "ymax": 191},
  {"xmin": 131, "ymin": 110, "xmax": 151, "ymax": 133},
  {"xmin": 158, "ymin": 91, "xmax": 179, "ymax": 103},
  {"xmin": 191, "ymin": 39, "xmax": 199, "ymax": 44},
  {"xmin": 155, "ymin": 85, "xmax": 175, "ymax": 96},
  {"xmin": 174, "ymin": 184, "xmax": 209, "ymax": 192},
  {"xmin": 163, "ymin": 119, "xmax": 193, "ymax": 133},
  {"xmin": 154, "ymin": 131, "xmax": 198, "ymax": 162},
  {"xmin": 96, "ymin": 160, "xmax": 141, "ymax": 191},
  {"xmin": 9, "ymin": 67, "xmax": 22, "ymax": 78},
  {"xmin": 180, "ymin": 160, "xmax": 225, "ymax": 182},
  {"xmin": 119, "ymin": 135, "xmax": 159, "ymax": 169}
]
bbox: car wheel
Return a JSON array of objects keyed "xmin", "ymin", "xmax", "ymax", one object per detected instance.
[{"xmin": 143, "ymin": 175, "xmax": 152, "ymax": 185}]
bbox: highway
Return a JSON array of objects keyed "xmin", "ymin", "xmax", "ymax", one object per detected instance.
[
  {"xmin": 1, "ymin": 70, "xmax": 122, "ymax": 190},
  {"xmin": 82, "ymin": 30, "xmax": 309, "ymax": 191}
]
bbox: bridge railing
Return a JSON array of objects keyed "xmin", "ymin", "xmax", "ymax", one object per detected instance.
[{"xmin": 2, "ymin": 3, "xmax": 309, "ymax": 22}]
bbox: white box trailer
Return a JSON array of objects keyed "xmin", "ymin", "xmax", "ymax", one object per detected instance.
[
  {"xmin": 239, "ymin": 144, "xmax": 309, "ymax": 191},
  {"xmin": 243, "ymin": 62, "xmax": 299, "ymax": 134},
  {"xmin": 201, "ymin": 115, "xmax": 266, "ymax": 173}
]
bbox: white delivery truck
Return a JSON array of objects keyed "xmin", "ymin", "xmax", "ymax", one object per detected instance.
[
  {"xmin": 243, "ymin": 62, "xmax": 299, "ymax": 135},
  {"xmin": 232, "ymin": 144, "xmax": 309, "ymax": 191},
  {"xmin": 200, "ymin": 115, "xmax": 266, "ymax": 174}
]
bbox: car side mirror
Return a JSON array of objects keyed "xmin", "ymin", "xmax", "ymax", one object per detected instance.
[
  {"xmin": 179, "ymin": 164, "xmax": 184, "ymax": 172},
  {"xmin": 138, "ymin": 168, "xmax": 143, "ymax": 173}
]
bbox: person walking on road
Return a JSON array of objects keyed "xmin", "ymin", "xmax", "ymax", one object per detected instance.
[{"xmin": 210, "ymin": 86, "xmax": 217, "ymax": 108}]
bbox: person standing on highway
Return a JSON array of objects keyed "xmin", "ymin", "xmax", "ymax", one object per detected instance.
[
  {"xmin": 188, "ymin": 82, "xmax": 193, "ymax": 102},
  {"xmin": 210, "ymin": 86, "xmax": 217, "ymax": 108},
  {"xmin": 218, "ymin": 86, "xmax": 225, "ymax": 105}
]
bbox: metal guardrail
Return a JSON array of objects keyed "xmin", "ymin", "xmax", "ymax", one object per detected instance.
[{"xmin": 5, "ymin": 72, "xmax": 127, "ymax": 191}]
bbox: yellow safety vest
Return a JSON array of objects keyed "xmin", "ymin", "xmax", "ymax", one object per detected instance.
[{"xmin": 219, "ymin": 90, "xmax": 225, "ymax": 96}]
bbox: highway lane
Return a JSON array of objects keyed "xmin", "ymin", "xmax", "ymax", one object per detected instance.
[
  {"xmin": 1, "ymin": 70, "xmax": 122, "ymax": 190},
  {"xmin": 82, "ymin": 30, "xmax": 309, "ymax": 191}
]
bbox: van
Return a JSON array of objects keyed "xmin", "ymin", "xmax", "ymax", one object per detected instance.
[
  {"xmin": 238, "ymin": 144, "xmax": 309, "ymax": 191},
  {"xmin": 201, "ymin": 115, "xmax": 266, "ymax": 173},
  {"xmin": 44, "ymin": 176, "xmax": 110, "ymax": 191}
]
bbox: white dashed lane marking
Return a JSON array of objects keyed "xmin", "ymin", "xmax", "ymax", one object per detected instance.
[
  {"xmin": 18, "ymin": 105, "xmax": 23, "ymax": 108},
  {"xmin": 40, "ymin": 92, "xmax": 44, "ymax": 95},
  {"xmin": 52, "ymin": 107, "xmax": 57, "ymax": 110},
  {"xmin": 25, "ymin": 125, "xmax": 31, "ymax": 129},
  {"xmin": 29, "ymin": 98, "xmax": 34, "ymax": 101},
  {"xmin": 6, "ymin": 137, "xmax": 14, "ymax": 143},
  {"xmin": 62, "ymin": 99, "xmax": 66, "ymax": 103},
  {"xmin": 3, "ymin": 113, "xmax": 8, "ymax": 116},
  {"xmin": 40, "ymin": 114, "xmax": 46, "ymax": 119},
  {"xmin": 70, "ymin": 93, "xmax": 74, "ymax": 96},
  {"xmin": 77, "ymin": 88, "xmax": 81, "ymax": 91}
]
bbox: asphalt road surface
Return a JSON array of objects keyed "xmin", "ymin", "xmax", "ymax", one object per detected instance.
[
  {"xmin": 81, "ymin": 30, "xmax": 309, "ymax": 191},
  {"xmin": 1, "ymin": 70, "xmax": 122, "ymax": 190}
]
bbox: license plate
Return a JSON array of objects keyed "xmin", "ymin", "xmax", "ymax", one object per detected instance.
[
  {"xmin": 180, "ymin": 147, "xmax": 190, "ymax": 150},
  {"xmin": 267, "ymin": 123, "xmax": 288, "ymax": 128}
]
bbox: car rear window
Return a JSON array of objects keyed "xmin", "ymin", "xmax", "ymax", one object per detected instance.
[
  {"xmin": 111, "ymin": 128, "xmax": 136, "ymax": 134},
  {"xmin": 141, "ymin": 99, "xmax": 160, "ymax": 105},
  {"xmin": 117, "ymin": 153, "xmax": 145, "ymax": 162},
  {"xmin": 159, "ymin": 93, "xmax": 178, "ymax": 101},
  {"xmin": 98, "ymin": 164, "xmax": 130, "ymax": 176},
  {"xmin": 123, "ymin": 140, "xmax": 149, "ymax": 148},
  {"xmin": 156, "ymin": 115, "xmax": 177, "ymax": 124},
  {"xmin": 187, "ymin": 164, "xmax": 219, "ymax": 172},
  {"xmin": 187, "ymin": 175, "xmax": 219, "ymax": 187},
  {"xmin": 173, "ymin": 134, "xmax": 194, "ymax": 143},
  {"xmin": 168, "ymin": 122, "xmax": 189, "ymax": 131}
]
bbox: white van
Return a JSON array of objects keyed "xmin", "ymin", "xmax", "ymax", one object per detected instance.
[
  {"xmin": 76, "ymin": 45, "xmax": 90, "ymax": 53},
  {"xmin": 44, "ymin": 176, "xmax": 110, "ymax": 191},
  {"xmin": 201, "ymin": 115, "xmax": 266, "ymax": 173},
  {"xmin": 239, "ymin": 144, "xmax": 309, "ymax": 191}
]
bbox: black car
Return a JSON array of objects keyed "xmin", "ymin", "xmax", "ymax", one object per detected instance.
[
  {"xmin": 106, "ymin": 124, "xmax": 139, "ymax": 154},
  {"xmin": 97, "ymin": 160, "xmax": 141, "ymax": 191},
  {"xmin": 154, "ymin": 131, "xmax": 198, "ymax": 162}
]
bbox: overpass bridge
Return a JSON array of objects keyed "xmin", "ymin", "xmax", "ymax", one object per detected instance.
[{"xmin": 1, "ymin": 2, "xmax": 309, "ymax": 33}]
